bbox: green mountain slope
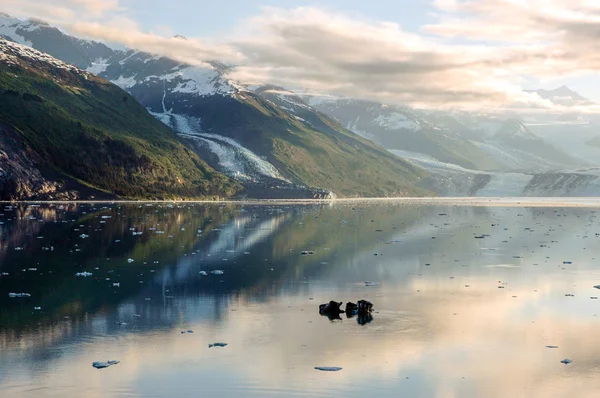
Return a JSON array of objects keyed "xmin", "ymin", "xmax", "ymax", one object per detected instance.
[
  {"xmin": 0, "ymin": 39, "xmax": 240, "ymax": 200},
  {"xmin": 151, "ymin": 91, "xmax": 433, "ymax": 198}
]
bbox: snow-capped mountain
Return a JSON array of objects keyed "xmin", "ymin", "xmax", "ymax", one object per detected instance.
[
  {"xmin": 305, "ymin": 96, "xmax": 584, "ymax": 172},
  {"xmin": 5, "ymin": 13, "xmax": 600, "ymax": 198},
  {"xmin": 0, "ymin": 14, "xmax": 429, "ymax": 198},
  {"xmin": 0, "ymin": 37, "xmax": 244, "ymax": 200}
]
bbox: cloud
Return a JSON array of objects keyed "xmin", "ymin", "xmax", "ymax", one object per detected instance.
[
  {"xmin": 2, "ymin": 0, "xmax": 122, "ymax": 21},
  {"xmin": 67, "ymin": 18, "xmax": 242, "ymax": 65},
  {"xmin": 225, "ymin": 7, "xmax": 556, "ymax": 109},
  {"xmin": 2, "ymin": 1, "xmax": 600, "ymax": 111},
  {"xmin": 2, "ymin": 0, "xmax": 242, "ymax": 66}
]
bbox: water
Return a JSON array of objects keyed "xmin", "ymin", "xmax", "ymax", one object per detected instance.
[{"xmin": 1, "ymin": 200, "xmax": 600, "ymax": 397}]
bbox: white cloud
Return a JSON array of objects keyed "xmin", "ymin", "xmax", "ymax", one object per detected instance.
[{"xmin": 2, "ymin": 1, "xmax": 600, "ymax": 111}]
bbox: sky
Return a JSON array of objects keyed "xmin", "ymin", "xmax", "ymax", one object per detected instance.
[{"xmin": 3, "ymin": 0, "xmax": 600, "ymax": 111}]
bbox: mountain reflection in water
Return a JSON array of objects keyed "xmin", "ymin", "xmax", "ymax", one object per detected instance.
[{"xmin": 1, "ymin": 201, "xmax": 600, "ymax": 397}]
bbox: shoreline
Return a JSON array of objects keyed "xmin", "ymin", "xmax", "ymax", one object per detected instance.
[{"xmin": 3, "ymin": 197, "xmax": 600, "ymax": 207}]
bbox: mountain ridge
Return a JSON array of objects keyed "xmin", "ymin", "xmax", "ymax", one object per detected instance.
[{"xmin": 0, "ymin": 38, "xmax": 240, "ymax": 200}]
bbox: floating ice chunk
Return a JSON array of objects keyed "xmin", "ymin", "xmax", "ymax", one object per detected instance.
[
  {"xmin": 80, "ymin": 234, "xmax": 89, "ymax": 239},
  {"xmin": 315, "ymin": 367, "xmax": 342, "ymax": 371},
  {"xmin": 127, "ymin": 258, "xmax": 134, "ymax": 263},
  {"xmin": 211, "ymin": 270, "xmax": 224, "ymax": 275},
  {"xmin": 9, "ymin": 293, "xmax": 31, "ymax": 298},
  {"xmin": 76, "ymin": 272, "xmax": 93, "ymax": 277},
  {"xmin": 209, "ymin": 342, "xmax": 227, "ymax": 348},
  {"xmin": 546, "ymin": 345, "xmax": 559, "ymax": 349},
  {"xmin": 364, "ymin": 281, "xmax": 379, "ymax": 287},
  {"xmin": 301, "ymin": 251, "xmax": 315, "ymax": 256},
  {"xmin": 92, "ymin": 360, "xmax": 120, "ymax": 369},
  {"xmin": 560, "ymin": 358, "xmax": 572, "ymax": 364},
  {"xmin": 199, "ymin": 271, "xmax": 208, "ymax": 276}
]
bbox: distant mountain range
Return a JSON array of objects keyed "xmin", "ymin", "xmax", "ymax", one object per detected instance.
[{"xmin": 2, "ymin": 13, "xmax": 600, "ymax": 199}]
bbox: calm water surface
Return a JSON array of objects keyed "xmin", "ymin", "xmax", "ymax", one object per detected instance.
[{"xmin": 1, "ymin": 201, "xmax": 600, "ymax": 397}]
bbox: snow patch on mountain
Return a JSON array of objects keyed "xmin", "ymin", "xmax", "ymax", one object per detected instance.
[
  {"xmin": 389, "ymin": 149, "xmax": 479, "ymax": 174},
  {"xmin": 112, "ymin": 75, "xmax": 138, "ymax": 89},
  {"xmin": 0, "ymin": 38, "xmax": 87, "ymax": 75},
  {"xmin": 0, "ymin": 15, "xmax": 33, "ymax": 46},
  {"xmin": 148, "ymin": 111, "xmax": 286, "ymax": 182},
  {"xmin": 86, "ymin": 58, "xmax": 110, "ymax": 74},
  {"xmin": 163, "ymin": 65, "xmax": 237, "ymax": 96},
  {"xmin": 373, "ymin": 112, "xmax": 420, "ymax": 131}
]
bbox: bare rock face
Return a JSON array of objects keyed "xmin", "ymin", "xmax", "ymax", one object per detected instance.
[{"xmin": 0, "ymin": 123, "xmax": 77, "ymax": 200}]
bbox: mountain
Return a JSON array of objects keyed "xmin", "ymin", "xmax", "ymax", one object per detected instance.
[
  {"xmin": 306, "ymin": 98, "xmax": 502, "ymax": 171},
  {"xmin": 489, "ymin": 119, "xmax": 582, "ymax": 168},
  {"xmin": 4, "ymin": 14, "xmax": 596, "ymax": 198},
  {"xmin": 0, "ymin": 15, "xmax": 432, "ymax": 198},
  {"xmin": 0, "ymin": 38, "xmax": 240, "ymax": 200}
]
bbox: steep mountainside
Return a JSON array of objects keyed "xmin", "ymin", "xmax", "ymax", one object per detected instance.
[
  {"xmin": 0, "ymin": 15, "xmax": 432, "ymax": 197},
  {"xmin": 0, "ymin": 38, "xmax": 239, "ymax": 200},
  {"xmin": 491, "ymin": 119, "xmax": 580, "ymax": 167},
  {"xmin": 419, "ymin": 112, "xmax": 584, "ymax": 170},
  {"xmin": 308, "ymin": 98, "xmax": 502, "ymax": 171}
]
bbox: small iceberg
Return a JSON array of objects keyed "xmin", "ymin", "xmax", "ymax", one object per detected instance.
[
  {"xmin": 315, "ymin": 367, "xmax": 342, "ymax": 371},
  {"xmin": 211, "ymin": 270, "xmax": 224, "ymax": 275},
  {"xmin": 76, "ymin": 272, "xmax": 93, "ymax": 277},
  {"xmin": 209, "ymin": 342, "xmax": 228, "ymax": 348},
  {"xmin": 92, "ymin": 360, "xmax": 120, "ymax": 369},
  {"xmin": 9, "ymin": 293, "xmax": 31, "ymax": 298}
]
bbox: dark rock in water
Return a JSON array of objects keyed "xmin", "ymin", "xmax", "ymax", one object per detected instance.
[
  {"xmin": 319, "ymin": 301, "xmax": 344, "ymax": 320},
  {"xmin": 209, "ymin": 342, "xmax": 228, "ymax": 348},
  {"xmin": 345, "ymin": 300, "xmax": 374, "ymax": 324},
  {"xmin": 357, "ymin": 300, "xmax": 373, "ymax": 314},
  {"xmin": 345, "ymin": 302, "xmax": 358, "ymax": 314},
  {"xmin": 357, "ymin": 313, "xmax": 374, "ymax": 325},
  {"xmin": 560, "ymin": 358, "xmax": 572, "ymax": 365}
]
